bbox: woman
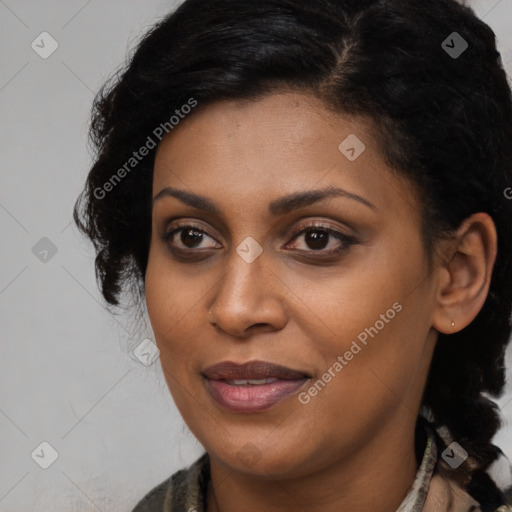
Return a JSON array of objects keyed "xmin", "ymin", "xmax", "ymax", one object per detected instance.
[{"xmin": 73, "ymin": 0, "xmax": 512, "ymax": 511}]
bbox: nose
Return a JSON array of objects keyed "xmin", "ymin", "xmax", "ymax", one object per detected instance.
[{"xmin": 207, "ymin": 247, "xmax": 287, "ymax": 339}]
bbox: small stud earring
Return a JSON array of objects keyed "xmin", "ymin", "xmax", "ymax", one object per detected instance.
[{"xmin": 451, "ymin": 321, "xmax": 455, "ymax": 327}]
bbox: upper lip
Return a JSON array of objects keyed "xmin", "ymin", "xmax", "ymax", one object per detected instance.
[{"xmin": 202, "ymin": 360, "xmax": 310, "ymax": 380}]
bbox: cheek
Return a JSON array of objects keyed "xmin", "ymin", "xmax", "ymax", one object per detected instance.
[
  {"xmin": 144, "ymin": 243, "xmax": 220, "ymax": 384},
  {"xmin": 144, "ymin": 256, "xmax": 199, "ymax": 413},
  {"xmin": 292, "ymin": 301, "xmax": 428, "ymax": 454},
  {"xmin": 145, "ymin": 240, "xmax": 197, "ymax": 331},
  {"xmin": 297, "ymin": 239, "xmax": 430, "ymax": 398},
  {"xmin": 291, "ymin": 246, "xmax": 418, "ymax": 352},
  {"xmin": 144, "ymin": 248, "xmax": 193, "ymax": 360}
]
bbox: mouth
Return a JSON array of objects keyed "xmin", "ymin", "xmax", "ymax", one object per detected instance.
[{"xmin": 202, "ymin": 360, "xmax": 311, "ymax": 413}]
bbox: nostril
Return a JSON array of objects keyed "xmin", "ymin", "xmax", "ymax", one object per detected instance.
[{"xmin": 246, "ymin": 323, "xmax": 274, "ymax": 334}]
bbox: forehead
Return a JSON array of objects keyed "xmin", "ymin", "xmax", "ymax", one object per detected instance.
[{"xmin": 152, "ymin": 91, "xmax": 419, "ymax": 218}]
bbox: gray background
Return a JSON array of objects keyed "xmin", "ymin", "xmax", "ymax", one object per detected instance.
[{"xmin": 1, "ymin": 1, "xmax": 511, "ymax": 511}]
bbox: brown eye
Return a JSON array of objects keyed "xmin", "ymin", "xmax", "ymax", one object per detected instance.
[
  {"xmin": 177, "ymin": 228, "xmax": 205, "ymax": 248},
  {"xmin": 302, "ymin": 229, "xmax": 330, "ymax": 250},
  {"xmin": 163, "ymin": 225, "xmax": 220, "ymax": 251},
  {"xmin": 287, "ymin": 224, "xmax": 356, "ymax": 254}
]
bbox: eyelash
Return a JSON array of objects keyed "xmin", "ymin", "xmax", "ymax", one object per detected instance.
[{"xmin": 161, "ymin": 221, "xmax": 357, "ymax": 259}]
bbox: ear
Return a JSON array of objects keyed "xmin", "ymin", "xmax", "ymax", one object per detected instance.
[{"xmin": 432, "ymin": 212, "xmax": 497, "ymax": 334}]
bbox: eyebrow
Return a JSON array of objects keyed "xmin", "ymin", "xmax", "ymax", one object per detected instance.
[{"xmin": 152, "ymin": 185, "xmax": 376, "ymax": 215}]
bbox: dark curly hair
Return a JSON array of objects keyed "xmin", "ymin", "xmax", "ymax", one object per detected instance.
[{"xmin": 73, "ymin": 0, "xmax": 512, "ymax": 509}]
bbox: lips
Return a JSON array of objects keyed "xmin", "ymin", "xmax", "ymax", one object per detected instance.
[
  {"xmin": 202, "ymin": 360, "xmax": 310, "ymax": 381},
  {"xmin": 202, "ymin": 360, "xmax": 310, "ymax": 413}
]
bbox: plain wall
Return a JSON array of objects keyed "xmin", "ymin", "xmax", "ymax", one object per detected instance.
[{"xmin": 1, "ymin": 1, "xmax": 512, "ymax": 510}]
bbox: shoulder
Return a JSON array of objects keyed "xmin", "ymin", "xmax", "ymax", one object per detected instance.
[
  {"xmin": 424, "ymin": 473, "xmax": 512, "ymax": 512},
  {"xmin": 130, "ymin": 475, "xmax": 172, "ymax": 512},
  {"xmin": 130, "ymin": 454, "xmax": 210, "ymax": 512}
]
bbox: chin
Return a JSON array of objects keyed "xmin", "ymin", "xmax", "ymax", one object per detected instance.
[{"xmin": 206, "ymin": 439, "xmax": 317, "ymax": 479}]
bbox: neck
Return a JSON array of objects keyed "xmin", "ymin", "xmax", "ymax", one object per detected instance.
[{"xmin": 206, "ymin": 418, "xmax": 420, "ymax": 512}]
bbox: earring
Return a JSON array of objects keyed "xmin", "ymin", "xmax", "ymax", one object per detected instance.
[{"xmin": 451, "ymin": 321, "xmax": 455, "ymax": 327}]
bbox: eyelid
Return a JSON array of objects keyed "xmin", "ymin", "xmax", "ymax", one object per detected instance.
[
  {"xmin": 289, "ymin": 219, "xmax": 351, "ymax": 237},
  {"xmin": 161, "ymin": 218, "xmax": 221, "ymax": 240}
]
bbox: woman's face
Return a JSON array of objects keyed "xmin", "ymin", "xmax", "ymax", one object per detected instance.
[{"xmin": 145, "ymin": 92, "xmax": 440, "ymax": 477}]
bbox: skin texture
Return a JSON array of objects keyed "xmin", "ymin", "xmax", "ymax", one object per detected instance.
[{"xmin": 144, "ymin": 92, "xmax": 497, "ymax": 512}]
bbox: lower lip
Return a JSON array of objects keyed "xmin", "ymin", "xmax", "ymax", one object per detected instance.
[{"xmin": 206, "ymin": 378, "xmax": 308, "ymax": 413}]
